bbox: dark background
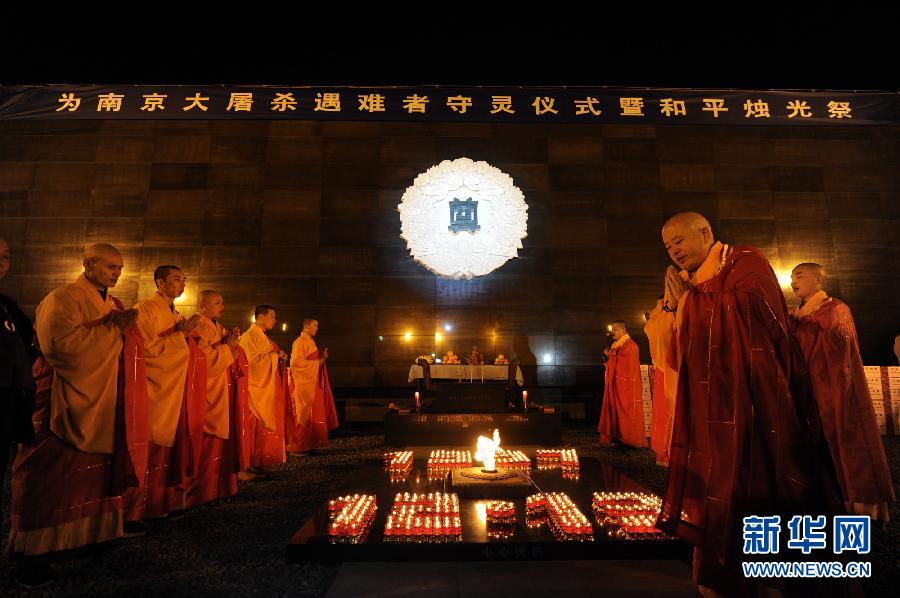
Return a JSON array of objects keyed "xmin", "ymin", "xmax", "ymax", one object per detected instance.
[
  {"xmin": 1, "ymin": 13, "xmax": 897, "ymax": 392},
  {"xmin": 1, "ymin": 118, "xmax": 898, "ymax": 391}
]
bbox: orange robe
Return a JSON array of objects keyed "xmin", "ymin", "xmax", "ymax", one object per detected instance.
[
  {"xmin": 288, "ymin": 333, "xmax": 338, "ymax": 452},
  {"xmin": 239, "ymin": 323, "xmax": 285, "ymax": 467},
  {"xmin": 7, "ymin": 275, "xmax": 148, "ymax": 555},
  {"xmin": 791, "ymin": 292, "xmax": 894, "ymax": 519},
  {"xmin": 652, "ymin": 243, "xmax": 839, "ymax": 594},
  {"xmin": 598, "ymin": 334, "xmax": 645, "ymax": 448},
  {"xmin": 124, "ymin": 292, "xmax": 204, "ymax": 519},
  {"xmin": 185, "ymin": 316, "xmax": 239, "ymax": 508},
  {"xmin": 645, "ymin": 305, "xmax": 677, "ymax": 466}
]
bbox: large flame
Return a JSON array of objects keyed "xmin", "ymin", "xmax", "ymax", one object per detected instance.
[{"xmin": 475, "ymin": 429, "xmax": 501, "ymax": 472}]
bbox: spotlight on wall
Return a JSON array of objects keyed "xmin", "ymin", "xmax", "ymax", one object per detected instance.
[
  {"xmin": 404, "ymin": 331, "xmax": 412, "ymax": 342},
  {"xmin": 282, "ymin": 323, "xmax": 287, "ymax": 332},
  {"xmin": 378, "ymin": 335, "xmax": 384, "ymax": 341},
  {"xmin": 776, "ymin": 270, "xmax": 793, "ymax": 288},
  {"xmin": 444, "ymin": 323, "xmax": 452, "ymax": 332},
  {"xmin": 435, "ymin": 332, "xmax": 442, "ymax": 342},
  {"xmin": 542, "ymin": 353, "xmax": 553, "ymax": 364}
]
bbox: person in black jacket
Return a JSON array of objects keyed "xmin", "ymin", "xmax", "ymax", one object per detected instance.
[{"xmin": 1, "ymin": 238, "xmax": 37, "ymax": 534}]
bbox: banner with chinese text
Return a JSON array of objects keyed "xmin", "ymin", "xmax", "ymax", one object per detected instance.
[{"xmin": 1, "ymin": 85, "xmax": 897, "ymax": 125}]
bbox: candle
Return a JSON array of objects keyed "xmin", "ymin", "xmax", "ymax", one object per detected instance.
[
  {"xmin": 414, "ymin": 391, "xmax": 421, "ymax": 411},
  {"xmin": 523, "ymin": 390, "xmax": 528, "ymax": 412}
]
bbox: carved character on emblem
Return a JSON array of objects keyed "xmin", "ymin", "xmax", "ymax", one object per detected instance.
[{"xmin": 448, "ymin": 197, "xmax": 481, "ymax": 234}]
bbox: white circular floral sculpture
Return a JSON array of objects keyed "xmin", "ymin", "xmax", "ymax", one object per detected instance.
[{"xmin": 398, "ymin": 158, "xmax": 528, "ymax": 279}]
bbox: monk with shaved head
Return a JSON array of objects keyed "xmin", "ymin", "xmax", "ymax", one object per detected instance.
[
  {"xmin": 789, "ymin": 263, "xmax": 894, "ymax": 521},
  {"xmin": 7, "ymin": 243, "xmax": 148, "ymax": 586},
  {"xmin": 649, "ymin": 213, "xmax": 837, "ymax": 595},
  {"xmin": 184, "ymin": 290, "xmax": 245, "ymax": 507}
]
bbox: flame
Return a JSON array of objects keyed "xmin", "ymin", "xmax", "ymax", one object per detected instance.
[{"xmin": 475, "ymin": 429, "xmax": 501, "ymax": 472}]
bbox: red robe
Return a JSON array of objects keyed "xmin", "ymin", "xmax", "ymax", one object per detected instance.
[
  {"xmin": 656, "ymin": 245, "xmax": 838, "ymax": 593},
  {"xmin": 598, "ymin": 336, "xmax": 646, "ymax": 448},
  {"xmin": 230, "ymin": 347, "xmax": 254, "ymax": 472},
  {"xmin": 185, "ymin": 328, "xmax": 245, "ymax": 508},
  {"xmin": 250, "ymin": 341, "xmax": 287, "ymax": 468},
  {"xmin": 7, "ymin": 305, "xmax": 148, "ymax": 556},
  {"xmin": 123, "ymin": 334, "xmax": 206, "ymax": 520},
  {"xmin": 287, "ymin": 350, "xmax": 338, "ymax": 452},
  {"xmin": 792, "ymin": 296, "xmax": 894, "ymax": 514}
]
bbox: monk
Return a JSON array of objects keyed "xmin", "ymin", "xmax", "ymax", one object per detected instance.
[
  {"xmin": 648, "ymin": 212, "xmax": 836, "ymax": 595},
  {"xmin": 598, "ymin": 320, "xmax": 645, "ymax": 448},
  {"xmin": 644, "ymin": 296, "xmax": 676, "ymax": 466},
  {"xmin": 789, "ymin": 262, "xmax": 894, "ymax": 520},
  {"xmin": 288, "ymin": 318, "xmax": 338, "ymax": 454},
  {"xmin": 185, "ymin": 290, "xmax": 243, "ymax": 507},
  {"xmin": 125, "ymin": 265, "xmax": 204, "ymax": 521},
  {"xmin": 7, "ymin": 243, "xmax": 147, "ymax": 586},
  {"xmin": 239, "ymin": 305, "xmax": 287, "ymax": 478},
  {"xmin": 0, "ymin": 239, "xmax": 37, "ymax": 533}
]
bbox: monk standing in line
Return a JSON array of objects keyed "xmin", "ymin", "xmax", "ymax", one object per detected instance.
[
  {"xmin": 289, "ymin": 318, "xmax": 338, "ymax": 454},
  {"xmin": 597, "ymin": 320, "xmax": 645, "ymax": 448}
]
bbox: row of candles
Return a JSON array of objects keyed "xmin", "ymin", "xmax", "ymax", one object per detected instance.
[
  {"xmin": 327, "ymin": 494, "xmax": 378, "ymax": 542},
  {"xmin": 384, "ymin": 451, "xmax": 414, "ymax": 481},
  {"xmin": 592, "ymin": 492, "xmax": 664, "ymax": 536},
  {"xmin": 525, "ymin": 493, "xmax": 594, "ymax": 541},
  {"xmin": 427, "ymin": 450, "xmax": 473, "ymax": 470},
  {"xmin": 493, "ymin": 449, "xmax": 531, "ymax": 471},
  {"xmin": 384, "ymin": 492, "xmax": 462, "ymax": 542},
  {"xmin": 485, "ymin": 500, "xmax": 516, "ymax": 524}
]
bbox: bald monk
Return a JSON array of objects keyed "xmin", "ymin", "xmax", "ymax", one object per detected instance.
[
  {"xmin": 239, "ymin": 305, "xmax": 288, "ymax": 477},
  {"xmin": 7, "ymin": 244, "xmax": 147, "ymax": 585},
  {"xmin": 644, "ymin": 296, "xmax": 676, "ymax": 466},
  {"xmin": 289, "ymin": 318, "xmax": 339, "ymax": 454},
  {"xmin": 185, "ymin": 290, "xmax": 243, "ymax": 507},
  {"xmin": 648, "ymin": 212, "xmax": 836, "ymax": 595},
  {"xmin": 789, "ymin": 263, "xmax": 894, "ymax": 520},
  {"xmin": 598, "ymin": 320, "xmax": 645, "ymax": 448},
  {"xmin": 125, "ymin": 265, "xmax": 205, "ymax": 521}
]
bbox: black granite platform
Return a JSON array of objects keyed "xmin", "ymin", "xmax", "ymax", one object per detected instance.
[
  {"xmin": 287, "ymin": 456, "xmax": 687, "ymax": 563},
  {"xmin": 384, "ymin": 412, "xmax": 562, "ymax": 447}
]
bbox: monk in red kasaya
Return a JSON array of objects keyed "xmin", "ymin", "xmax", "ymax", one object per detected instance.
[{"xmin": 598, "ymin": 320, "xmax": 646, "ymax": 448}]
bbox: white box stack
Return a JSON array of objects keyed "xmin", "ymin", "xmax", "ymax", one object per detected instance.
[{"xmin": 640, "ymin": 365, "xmax": 653, "ymax": 436}]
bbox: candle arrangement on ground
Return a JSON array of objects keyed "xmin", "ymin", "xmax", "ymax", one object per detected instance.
[
  {"xmin": 591, "ymin": 492, "xmax": 665, "ymax": 538},
  {"xmin": 524, "ymin": 493, "xmax": 594, "ymax": 541},
  {"xmin": 383, "ymin": 451, "xmax": 414, "ymax": 481},
  {"xmin": 484, "ymin": 500, "xmax": 517, "ymax": 539},
  {"xmin": 427, "ymin": 449, "xmax": 472, "ymax": 479},
  {"xmin": 383, "ymin": 492, "xmax": 462, "ymax": 542},
  {"xmin": 327, "ymin": 494, "xmax": 378, "ymax": 543},
  {"xmin": 535, "ymin": 449, "xmax": 580, "ymax": 479},
  {"xmin": 494, "ymin": 449, "xmax": 531, "ymax": 471}
]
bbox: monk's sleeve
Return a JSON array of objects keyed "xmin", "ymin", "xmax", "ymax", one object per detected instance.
[
  {"xmin": 244, "ymin": 331, "xmax": 273, "ymax": 367},
  {"xmin": 645, "ymin": 307, "xmax": 678, "ymax": 372},
  {"xmin": 36, "ymin": 290, "xmax": 114, "ymax": 364},
  {"xmin": 135, "ymin": 302, "xmax": 162, "ymax": 358},
  {"xmin": 290, "ymin": 338, "xmax": 318, "ymax": 374},
  {"xmin": 197, "ymin": 328, "xmax": 234, "ymax": 379}
]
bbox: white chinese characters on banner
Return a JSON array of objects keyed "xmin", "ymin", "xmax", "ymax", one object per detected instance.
[{"xmin": 398, "ymin": 158, "xmax": 528, "ymax": 279}]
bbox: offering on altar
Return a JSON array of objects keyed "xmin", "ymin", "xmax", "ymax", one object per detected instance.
[
  {"xmin": 415, "ymin": 354, "xmax": 434, "ymax": 365},
  {"xmin": 384, "ymin": 492, "xmax": 462, "ymax": 542},
  {"xmin": 493, "ymin": 354, "xmax": 509, "ymax": 365},
  {"xmin": 443, "ymin": 351, "xmax": 460, "ymax": 364},
  {"xmin": 468, "ymin": 346, "xmax": 484, "ymax": 365},
  {"xmin": 525, "ymin": 492, "xmax": 593, "ymax": 541},
  {"xmin": 327, "ymin": 494, "xmax": 378, "ymax": 543}
]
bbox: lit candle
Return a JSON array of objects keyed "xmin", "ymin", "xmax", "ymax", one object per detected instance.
[
  {"xmin": 523, "ymin": 390, "xmax": 528, "ymax": 412},
  {"xmin": 414, "ymin": 391, "xmax": 421, "ymax": 411}
]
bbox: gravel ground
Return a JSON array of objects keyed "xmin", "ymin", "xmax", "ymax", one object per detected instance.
[{"xmin": 1, "ymin": 427, "xmax": 898, "ymax": 597}]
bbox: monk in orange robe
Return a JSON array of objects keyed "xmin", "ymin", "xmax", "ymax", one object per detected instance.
[
  {"xmin": 648, "ymin": 213, "xmax": 838, "ymax": 595},
  {"xmin": 645, "ymin": 297, "xmax": 676, "ymax": 466},
  {"xmin": 238, "ymin": 305, "xmax": 287, "ymax": 477},
  {"xmin": 288, "ymin": 318, "xmax": 338, "ymax": 454},
  {"xmin": 185, "ymin": 290, "xmax": 243, "ymax": 508},
  {"xmin": 789, "ymin": 263, "xmax": 894, "ymax": 520},
  {"xmin": 598, "ymin": 320, "xmax": 646, "ymax": 448},
  {"xmin": 124, "ymin": 265, "xmax": 205, "ymax": 521},
  {"xmin": 7, "ymin": 244, "xmax": 148, "ymax": 586}
]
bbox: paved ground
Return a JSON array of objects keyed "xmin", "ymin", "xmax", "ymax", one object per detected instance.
[{"xmin": 1, "ymin": 427, "xmax": 897, "ymax": 596}]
